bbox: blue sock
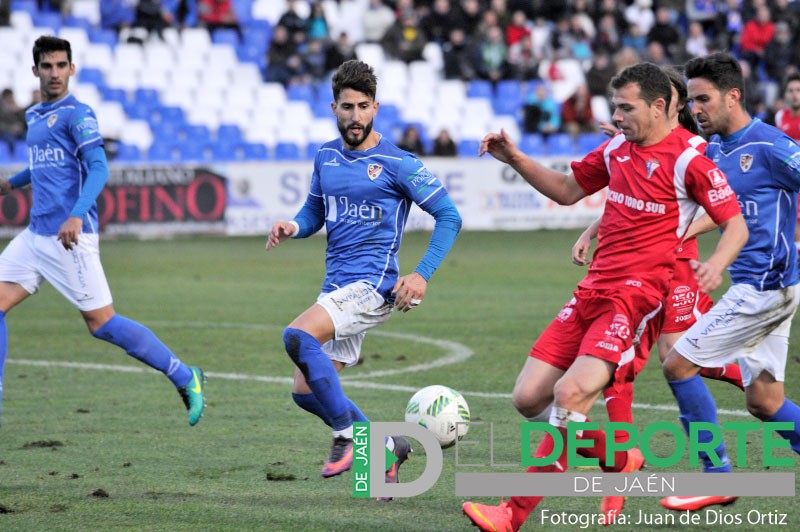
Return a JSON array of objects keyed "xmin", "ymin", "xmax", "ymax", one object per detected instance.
[
  {"xmin": 291, "ymin": 393, "xmax": 369, "ymax": 426},
  {"xmin": 669, "ymin": 375, "xmax": 731, "ymax": 472},
  {"xmin": 0, "ymin": 310, "xmax": 6, "ymax": 418},
  {"xmin": 283, "ymin": 327, "xmax": 352, "ymax": 431},
  {"xmin": 93, "ymin": 315, "xmax": 192, "ymax": 388},
  {"xmin": 765, "ymin": 398, "xmax": 800, "ymax": 454}
]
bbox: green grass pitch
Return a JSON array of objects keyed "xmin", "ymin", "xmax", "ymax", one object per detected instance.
[{"xmin": 0, "ymin": 231, "xmax": 797, "ymax": 531}]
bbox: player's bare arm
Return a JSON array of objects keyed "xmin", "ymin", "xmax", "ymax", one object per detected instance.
[
  {"xmin": 693, "ymin": 213, "xmax": 748, "ymax": 293},
  {"xmin": 572, "ymin": 216, "xmax": 601, "ymax": 266},
  {"xmin": 0, "ymin": 179, "xmax": 12, "ymax": 196},
  {"xmin": 683, "ymin": 212, "xmax": 718, "ymax": 241},
  {"xmin": 392, "ymin": 272, "xmax": 427, "ymax": 313},
  {"xmin": 57, "ymin": 216, "xmax": 82, "ymax": 250},
  {"xmin": 480, "ymin": 128, "xmax": 587, "ymax": 205},
  {"xmin": 265, "ymin": 221, "xmax": 298, "ymax": 250}
]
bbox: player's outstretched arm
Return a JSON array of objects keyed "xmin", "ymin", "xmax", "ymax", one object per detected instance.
[
  {"xmin": 694, "ymin": 213, "xmax": 748, "ymax": 293},
  {"xmin": 265, "ymin": 221, "xmax": 298, "ymax": 250},
  {"xmin": 572, "ymin": 216, "xmax": 601, "ymax": 266},
  {"xmin": 0, "ymin": 168, "xmax": 32, "ymax": 195},
  {"xmin": 479, "ymin": 129, "xmax": 586, "ymax": 205}
]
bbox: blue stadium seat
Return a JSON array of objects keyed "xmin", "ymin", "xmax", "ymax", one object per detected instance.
[
  {"xmin": 236, "ymin": 43, "xmax": 267, "ymax": 69},
  {"xmin": 305, "ymin": 142, "xmax": 321, "ymax": 159},
  {"xmin": 242, "ymin": 142, "xmax": 269, "ymax": 160},
  {"xmin": 496, "ymin": 80, "xmax": 523, "ymax": 100},
  {"xmin": 33, "ymin": 11, "xmax": 62, "ymax": 31},
  {"xmin": 457, "ymin": 139, "xmax": 482, "ymax": 157},
  {"xmin": 545, "ymin": 133, "xmax": 576, "ymax": 155},
  {"xmin": 178, "ymin": 124, "xmax": 211, "ymax": 144},
  {"xmin": 492, "ymin": 95, "xmax": 522, "ymax": 117},
  {"xmin": 100, "ymin": 87, "xmax": 128, "ymax": 106},
  {"xmin": 233, "ymin": 0, "xmax": 254, "ymax": 23},
  {"xmin": 78, "ymin": 67, "xmax": 106, "ymax": 88},
  {"xmin": 466, "ymin": 80, "xmax": 493, "ymax": 99},
  {"xmin": 12, "ymin": 0, "xmax": 38, "ymax": 17},
  {"xmin": 125, "ymin": 101, "xmax": 153, "ymax": 121},
  {"xmin": 274, "ymin": 142, "xmax": 301, "ymax": 160},
  {"xmin": 576, "ymin": 132, "xmax": 609, "ymax": 154},
  {"xmin": 518, "ymin": 133, "xmax": 545, "ymax": 155},
  {"xmin": 378, "ymin": 103, "xmax": 400, "ymax": 123},
  {"xmin": 147, "ymin": 143, "xmax": 181, "ymax": 162},
  {"xmin": 151, "ymin": 105, "xmax": 186, "ymax": 127},
  {"xmin": 217, "ymin": 124, "xmax": 243, "ymax": 144},
  {"xmin": 316, "ymin": 83, "xmax": 334, "ymax": 104},
  {"xmin": 13, "ymin": 140, "xmax": 28, "ymax": 163},
  {"xmin": 212, "ymin": 142, "xmax": 244, "ymax": 161},
  {"xmin": 212, "ymin": 28, "xmax": 240, "ymax": 46},
  {"xmin": 0, "ymin": 142, "xmax": 11, "ymax": 163},
  {"xmin": 63, "ymin": 15, "xmax": 93, "ymax": 30},
  {"xmin": 134, "ymin": 88, "xmax": 160, "ymax": 108},
  {"xmin": 115, "ymin": 143, "xmax": 141, "ymax": 162},
  {"xmin": 287, "ymin": 84, "xmax": 315, "ymax": 104},
  {"xmin": 180, "ymin": 142, "xmax": 214, "ymax": 162},
  {"xmin": 150, "ymin": 120, "xmax": 181, "ymax": 143},
  {"xmin": 88, "ymin": 28, "xmax": 117, "ymax": 49},
  {"xmin": 313, "ymin": 100, "xmax": 332, "ymax": 118}
]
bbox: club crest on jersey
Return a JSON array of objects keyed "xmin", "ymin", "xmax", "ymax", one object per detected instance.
[
  {"xmin": 739, "ymin": 153, "xmax": 753, "ymax": 172},
  {"xmin": 47, "ymin": 114, "xmax": 58, "ymax": 128},
  {"xmin": 645, "ymin": 160, "xmax": 660, "ymax": 178},
  {"xmin": 367, "ymin": 163, "xmax": 383, "ymax": 180}
]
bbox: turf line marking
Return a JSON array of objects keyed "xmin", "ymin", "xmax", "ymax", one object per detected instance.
[{"xmin": 9, "ymin": 358, "xmax": 752, "ymax": 417}]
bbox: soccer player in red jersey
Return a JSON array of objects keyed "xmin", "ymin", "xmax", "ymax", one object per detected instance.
[
  {"xmin": 462, "ymin": 62, "xmax": 748, "ymax": 532},
  {"xmin": 774, "ymin": 74, "xmax": 800, "ymax": 255}
]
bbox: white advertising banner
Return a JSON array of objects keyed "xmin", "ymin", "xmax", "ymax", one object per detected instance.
[{"xmin": 223, "ymin": 157, "xmax": 608, "ymax": 236}]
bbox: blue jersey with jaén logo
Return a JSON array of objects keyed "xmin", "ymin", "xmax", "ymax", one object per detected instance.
[
  {"xmin": 706, "ymin": 118, "xmax": 800, "ymax": 290},
  {"xmin": 307, "ymin": 135, "xmax": 449, "ymax": 298},
  {"xmin": 24, "ymin": 92, "xmax": 104, "ymax": 235}
]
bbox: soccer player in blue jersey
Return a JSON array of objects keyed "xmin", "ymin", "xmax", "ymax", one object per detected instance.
[
  {"xmin": 661, "ymin": 52, "xmax": 800, "ymax": 512},
  {"xmin": 0, "ymin": 36, "xmax": 205, "ymax": 427},
  {"xmin": 265, "ymin": 59, "xmax": 462, "ymax": 485}
]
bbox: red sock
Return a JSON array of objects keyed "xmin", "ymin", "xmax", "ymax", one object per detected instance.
[
  {"xmin": 700, "ymin": 363, "xmax": 744, "ymax": 390},
  {"xmin": 509, "ymin": 427, "xmax": 569, "ymax": 528},
  {"xmin": 603, "ymin": 385, "xmax": 634, "ymax": 427},
  {"xmin": 577, "ymin": 425, "xmax": 630, "ymax": 472}
]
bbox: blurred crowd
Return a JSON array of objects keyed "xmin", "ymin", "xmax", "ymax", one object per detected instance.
[{"xmin": 5, "ymin": 0, "xmax": 800, "ymax": 155}]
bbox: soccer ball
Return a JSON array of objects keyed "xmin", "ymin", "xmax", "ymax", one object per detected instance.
[{"xmin": 405, "ymin": 385, "xmax": 470, "ymax": 448}]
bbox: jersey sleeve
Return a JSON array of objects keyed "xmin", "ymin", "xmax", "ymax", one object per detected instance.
[
  {"xmin": 685, "ymin": 156, "xmax": 741, "ymax": 225},
  {"xmin": 769, "ymin": 136, "xmax": 800, "ymax": 192},
  {"xmin": 293, "ymin": 153, "xmax": 325, "ymax": 237},
  {"xmin": 395, "ymin": 155, "xmax": 448, "ymax": 212},
  {"xmin": 571, "ymin": 142, "xmax": 611, "ymax": 195},
  {"xmin": 70, "ymin": 104, "xmax": 104, "ymax": 155}
]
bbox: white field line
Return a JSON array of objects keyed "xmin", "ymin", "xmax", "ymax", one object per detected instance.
[{"xmin": 6, "ymin": 320, "xmax": 751, "ymax": 417}]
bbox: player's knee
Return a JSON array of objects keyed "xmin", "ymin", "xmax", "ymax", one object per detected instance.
[
  {"xmin": 283, "ymin": 327, "xmax": 303, "ymax": 363},
  {"xmin": 745, "ymin": 395, "xmax": 780, "ymax": 420},
  {"xmin": 511, "ymin": 386, "xmax": 550, "ymax": 418},
  {"xmin": 552, "ymin": 378, "xmax": 585, "ymax": 409}
]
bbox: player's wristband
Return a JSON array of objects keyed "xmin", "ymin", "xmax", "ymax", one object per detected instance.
[{"xmin": 288, "ymin": 220, "xmax": 300, "ymax": 238}]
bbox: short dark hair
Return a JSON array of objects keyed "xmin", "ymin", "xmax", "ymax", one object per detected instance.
[
  {"xmin": 610, "ymin": 62, "xmax": 672, "ymax": 111},
  {"xmin": 331, "ymin": 60, "xmax": 377, "ymax": 102},
  {"xmin": 783, "ymin": 72, "xmax": 800, "ymax": 92},
  {"xmin": 662, "ymin": 65, "xmax": 699, "ymax": 134},
  {"xmin": 684, "ymin": 52, "xmax": 745, "ymax": 105},
  {"xmin": 32, "ymin": 35, "xmax": 72, "ymax": 66}
]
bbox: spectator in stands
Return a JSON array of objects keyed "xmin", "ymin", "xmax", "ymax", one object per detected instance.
[
  {"xmin": 489, "ymin": 0, "xmax": 511, "ymax": 29},
  {"xmin": 325, "ymin": 32, "xmax": 357, "ymax": 73},
  {"xmin": 713, "ymin": 0, "xmax": 743, "ymax": 52},
  {"xmin": 397, "ymin": 124, "xmax": 426, "ymax": 155},
  {"xmin": 613, "ymin": 45, "xmax": 640, "ymax": 74},
  {"xmin": 739, "ymin": 59, "xmax": 765, "ymax": 118},
  {"xmin": 593, "ymin": 12, "xmax": 621, "ymax": 55},
  {"xmin": 568, "ymin": 15, "xmax": 594, "ymax": 61},
  {"xmin": 620, "ymin": 23, "xmax": 646, "ymax": 56},
  {"xmin": 764, "ymin": 22, "xmax": 797, "ymax": 93},
  {"xmin": 0, "ymin": 88, "xmax": 25, "ymax": 151},
  {"xmin": 592, "ymin": 0, "xmax": 626, "ymax": 36},
  {"xmin": 624, "ymin": 0, "xmax": 655, "ymax": 36},
  {"xmin": 421, "ymin": 0, "xmax": 455, "ymax": 45},
  {"xmin": 647, "ymin": 6, "xmax": 680, "ymax": 61},
  {"xmin": 363, "ymin": 0, "xmax": 395, "ymax": 43},
  {"xmin": 504, "ymin": 9, "xmax": 529, "ymax": 47},
  {"xmin": 644, "ymin": 41, "xmax": 669, "ymax": 66},
  {"xmin": 549, "ymin": 16, "xmax": 575, "ymax": 60},
  {"xmin": 0, "ymin": 0, "xmax": 10, "ymax": 26},
  {"xmin": 101, "ymin": 0, "xmax": 135, "ymax": 35},
  {"xmin": 164, "ymin": 0, "xmax": 199, "ymax": 30},
  {"xmin": 686, "ymin": 0, "xmax": 718, "ymax": 33},
  {"xmin": 528, "ymin": 15, "xmax": 553, "ymax": 60},
  {"xmin": 560, "ymin": 84, "xmax": 596, "ymax": 138},
  {"xmin": 585, "ymin": 50, "xmax": 615, "ymax": 100},
  {"xmin": 266, "ymin": 25, "xmax": 298, "ymax": 85},
  {"xmin": 442, "ymin": 28, "xmax": 480, "ymax": 81},
  {"xmin": 134, "ymin": 0, "xmax": 173, "ymax": 40},
  {"xmin": 306, "ymin": 1, "xmax": 330, "ymax": 41},
  {"xmin": 278, "ymin": 0, "xmax": 307, "ymax": 44},
  {"xmin": 304, "ymin": 38, "xmax": 329, "ymax": 84},
  {"xmin": 476, "ymin": 23, "xmax": 508, "ymax": 82},
  {"xmin": 772, "ymin": 0, "xmax": 799, "ymax": 35},
  {"xmin": 739, "ymin": 5, "xmax": 774, "ymax": 77},
  {"xmin": 432, "ymin": 128, "xmax": 458, "ymax": 156},
  {"xmin": 774, "ymin": 73, "xmax": 800, "ymax": 142},
  {"xmin": 684, "ymin": 20, "xmax": 708, "ymax": 59},
  {"xmin": 507, "ymin": 33, "xmax": 540, "ymax": 81},
  {"xmin": 198, "ymin": 0, "xmax": 242, "ymax": 41},
  {"xmin": 381, "ymin": 11, "xmax": 427, "ymax": 63},
  {"xmin": 523, "ymin": 83, "xmax": 559, "ymax": 136},
  {"xmin": 453, "ymin": 0, "xmax": 483, "ymax": 39}
]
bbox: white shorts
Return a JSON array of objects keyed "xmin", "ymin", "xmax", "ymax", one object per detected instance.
[
  {"xmin": 673, "ymin": 283, "xmax": 799, "ymax": 386},
  {"xmin": 316, "ymin": 281, "xmax": 393, "ymax": 367},
  {"xmin": 0, "ymin": 228, "xmax": 113, "ymax": 311}
]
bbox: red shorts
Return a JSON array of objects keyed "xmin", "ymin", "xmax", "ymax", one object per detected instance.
[
  {"xmin": 661, "ymin": 259, "xmax": 714, "ymax": 334},
  {"xmin": 530, "ymin": 286, "xmax": 664, "ymax": 388}
]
